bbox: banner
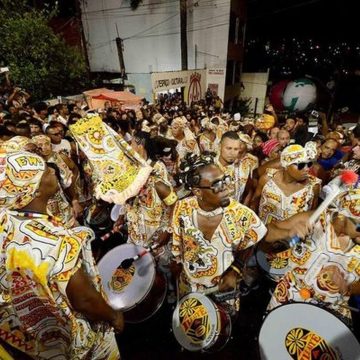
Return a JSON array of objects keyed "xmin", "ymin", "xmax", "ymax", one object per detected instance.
[{"xmin": 151, "ymin": 69, "xmax": 207, "ymax": 95}]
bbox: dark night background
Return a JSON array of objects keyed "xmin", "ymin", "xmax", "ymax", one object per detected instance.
[
  {"xmin": 244, "ymin": 0, "xmax": 360, "ymax": 115},
  {"xmin": 28, "ymin": 0, "xmax": 360, "ymax": 114}
]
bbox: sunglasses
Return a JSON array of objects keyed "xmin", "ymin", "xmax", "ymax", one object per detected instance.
[
  {"xmin": 49, "ymin": 133, "xmax": 62, "ymax": 136},
  {"xmin": 348, "ymin": 217, "xmax": 360, "ymax": 233},
  {"xmin": 196, "ymin": 175, "xmax": 232, "ymax": 193},
  {"xmin": 296, "ymin": 162, "xmax": 313, "ymax": 170}
]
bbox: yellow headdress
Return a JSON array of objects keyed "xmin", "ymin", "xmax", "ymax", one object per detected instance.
[
  {"xmin": 238, "ymin": 133, "xmax": 253, "ymax": 150},
  {"xmin": 69, "ymin": 114, "xmax": 152, "ymax": 205},
  {"xmin": 0, "ymin": 150, "xmax": 45, "ymax": 209},
  {"xmin": 1, "ymin": 136, "xmax": 33, "ymax": 153},
  {"xmin": 280, "ymin": 142, "xmax": 317, "ymax": 168}
]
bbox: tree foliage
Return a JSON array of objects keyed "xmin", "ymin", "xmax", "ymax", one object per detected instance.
[{"xmin": 0, "ymin": 0, "xmax": 88, "ymax": 101}]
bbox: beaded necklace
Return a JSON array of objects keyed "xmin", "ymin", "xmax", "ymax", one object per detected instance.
[
  {"xmin": 196, "ymin": 206, "xmax": 224, "ymax": 218},
  {"xmin": 9, "ymin": 210, "xmax": 63, "ymax": 227}
]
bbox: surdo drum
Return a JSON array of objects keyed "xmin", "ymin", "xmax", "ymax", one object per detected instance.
[
  {"xmin": 172, "ymin": 292, "xmax": 232, "ymax": 352},
  {"xmin": 259, "ymin": 302, "xmax": 360, "ymax": 360},
  {"xmin": 98, "ymin": 244, "xmax": 167, "ymax": 323}
]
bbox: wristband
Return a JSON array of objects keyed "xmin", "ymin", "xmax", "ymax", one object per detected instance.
[
  {"xmin": 230, "ymin": 264, "xmax": 241, "ymax": 276},
  {"xmin": 163, "ymin": 191, "xmax": 178, "ymax": 206}
]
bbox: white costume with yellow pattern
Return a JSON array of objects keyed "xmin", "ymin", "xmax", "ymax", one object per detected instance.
[{"xmin": 171, "ymin": 197, "xmax": 267, "ymax": 293}]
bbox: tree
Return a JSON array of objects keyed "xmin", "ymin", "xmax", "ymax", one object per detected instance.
[{"xmin": 0, "ymin": 0, "xmax": 88, "ymax": 101}]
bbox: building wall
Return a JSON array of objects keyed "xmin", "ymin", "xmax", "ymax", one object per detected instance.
[
  {"xmin": 186, "ymin": 0, "xmax": 231, "ymax": 71},
  {"xmin": 207, "ymin": 68, "xmax": 226, "ymax": 99},
  {"xmin": 80, "ymin": 0, "xmax": 245, "ymax": 101},
  {"xmin": 240, "ymin": 71, "xmax": 270, "ymax": 115},
  {"xmin": 126, "ymin": 73, "xmax": 153, "ymax": 101},
  {"xmin": 81, "ymin": 0, "xmax": 181, "ymax": 73}
]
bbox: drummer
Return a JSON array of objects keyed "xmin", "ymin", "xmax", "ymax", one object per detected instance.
[
  {"xmin": 125, "ymin": 132, "xmax": 178, "ymax": 248},
  {"xmin": 252, "ymin": 142, "xmax": 321, "ymax": 222},
  {"xmin": 0, "ymin": 150, "xmax": 123, "ymax": 358},
  {"xmin": 171, "ymin": 154, "xmax": 308, "ymax": 312},
  {"xmin": 267, "ymin": 187, "xmax": 360, "ymax": 323}
]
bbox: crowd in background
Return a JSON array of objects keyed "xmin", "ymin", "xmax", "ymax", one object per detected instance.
[{"xmin": 1, "ymin": 70, "xmax": 360, "ymax": 359}]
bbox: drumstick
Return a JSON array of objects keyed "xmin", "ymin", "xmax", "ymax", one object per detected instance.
[
  {"xmin": 119, "ymin": 243, "xmax": 159, "ymax": 269},
  {"xmin": 289, "ymin": 170, "xmax": 358, "ymax": 247},
  {"xmin": 101, "ymin": 224, "xmax": 123, "ymax": 241},
  {"xmin": 337, "ymin": 303, "xmax": 360, "ymax": 313},
  {"xmin": 202, "ymin": 285, "xmax": 219, "ymax": 295},
  {"xmin": 101, "ymin": 229, "xmax": 117, "ymax": 241}
]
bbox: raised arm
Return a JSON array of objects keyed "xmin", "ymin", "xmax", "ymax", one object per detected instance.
[
  {"xmin": 249, "ymin": 172, "xmax": 268, "ymax": 212},
  {"xmin": 66, "ymin": 267, "xmax": 124, "ymax": 333}
]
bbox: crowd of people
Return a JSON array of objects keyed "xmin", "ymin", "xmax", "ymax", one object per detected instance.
[{"xmin": 0, "ymin": 74, "xmax": 360, "ymax": 359}]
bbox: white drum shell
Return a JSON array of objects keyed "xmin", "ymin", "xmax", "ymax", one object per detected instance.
[
  {"xmin": 259, "ymin": 302, "xmax": 360, "ymax": 360},
  {"xmin": 172, "ymin": 293, "xmax": 222, "ymax": 351},
  {"xmin": 98, "ymin": 244, "xmax": 155, "ymax": 310}
]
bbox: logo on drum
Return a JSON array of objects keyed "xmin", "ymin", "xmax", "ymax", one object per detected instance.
[
  {"xmin": 285, "ymin": 327, "xmax": 339, "ymax": 359},
  {"xmin": 109, "ymin": 265, "xmax": 136, "ymax": 293},
  {"xmin": 179, "ymin": 297, "xmax": 210, "ymax": 344}
]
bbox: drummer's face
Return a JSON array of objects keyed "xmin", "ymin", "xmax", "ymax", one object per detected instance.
[{"xmin": 195, "ymin": 165, "xmax": 230, "ymax": 208}]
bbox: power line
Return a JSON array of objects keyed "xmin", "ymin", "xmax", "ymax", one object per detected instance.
[
  {"xmin": 82, "ymin": 0, "xmax": 229, "ymax": 16},
  {"xmin": 85, "ymin": 11, "xmax": 178, "ymax": 19},
  {"xmin": 82, "ymin": 0, "xmax": 179, "ymax": 15},
  {"xmin": 123, "ymin": 11, "xmax": 229, "ymax": 40},
  {"xmin": 125, "ymin": 22, "xmax": 229, "ymax": 40},
  {"xmin": 197, "ymin": 51, "xmax": 219, "ymax": 58},
  {"xmin": 122, "ymin": 13, "xmax": 179, "ymax": 40},
  {"xmin": 82, "ymin": 0, "xmax": 230, "ymax": 52},
  {"xmin": 84, "ymin": 3, "xmax": 229, "ymax": 20}
]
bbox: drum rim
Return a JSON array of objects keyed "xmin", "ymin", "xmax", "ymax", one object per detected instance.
[
  {"xmin": 98, "ymin": 243, "xmax": 156, "ymax": 310},
  {"xmin": 258, "ymin": 301, "xmax": 360, "ymax": 358},
  {"xmin": 255, "ymin": 246, "xmax": 290, "ymax": 279},
  {"xmin": 259, "ymin": 301, "xmax": 357, "ymax": 333},
  {"xmin": 126, "ymin": 272, "xmax": 168, "ymax": 324},
  {"xmin": 172, "ymin": 292, "xmax": 221, "ymax": 351}
]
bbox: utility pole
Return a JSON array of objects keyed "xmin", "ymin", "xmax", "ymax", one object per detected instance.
[
  {"xmin": 195, "ymin": 44, "xmax": 198, "ymax": 69},
  {"xmin": 180, "ymin": 0, "xmax": 188, "ymax": 71},
  {"xmin": 115, "ymin": 24, "xmax": 127, "ymax": 87},
  {"xmin": 115, "ymin": 37, "xmax": 127, "ymax": 86}
]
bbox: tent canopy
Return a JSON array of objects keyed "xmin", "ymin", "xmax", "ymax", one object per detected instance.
[{"xmin": 83, "ymin": 88, "xmax": 142, "ymax": 110}]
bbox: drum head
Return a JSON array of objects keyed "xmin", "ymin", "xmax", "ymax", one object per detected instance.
[
  {"xmin": 259, "ymin": 302, "xmax": 360, "ymax": 360},
  {"xmin": 172, "ymin": 293, "xmax": 219, "ymax": 351},
  {"xmin": 256, "ymin": 248, "xmax": 290, "ymax": 282},
  {"xmin": 98, "ymin": 244, "xmax": 155, "ymax": 310}
]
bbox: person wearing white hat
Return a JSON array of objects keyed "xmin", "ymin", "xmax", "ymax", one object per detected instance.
[
  {"xmin": 234, "ymin": 113, "xmax": 241, "ymax": 121},
  {"xmin": 253, "ymin": 143, "xmax": 321, "ymax": 225},
  {"xmin": 198, "ymin": 117, "xmax": 220, "ymax": 153},
  {"xmin": 169, "ymin": 117, "xmax": 200, "ymax": 162}
]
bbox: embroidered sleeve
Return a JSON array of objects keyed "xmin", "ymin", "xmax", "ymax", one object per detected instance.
[
  {"xmin": 50, "ymin": 234, "xmax": 83, "ymax": 296},
  {"xmin": 171, "ymin": 201, "xmax": 183, "ymax": 263}
]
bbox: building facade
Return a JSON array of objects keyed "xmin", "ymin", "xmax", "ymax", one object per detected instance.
[{"xmin": 80, "ymin": 0, "xmax": 246, "ymax": 105}]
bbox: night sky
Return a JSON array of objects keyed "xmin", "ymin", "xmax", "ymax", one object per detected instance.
[
  {"xmin": 246, "ymin": 0, "xmax": 358, "ymax": 41},
  {"xmin": 245, "ymin": 0, "xmax": 360, "ymax": 113}
]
